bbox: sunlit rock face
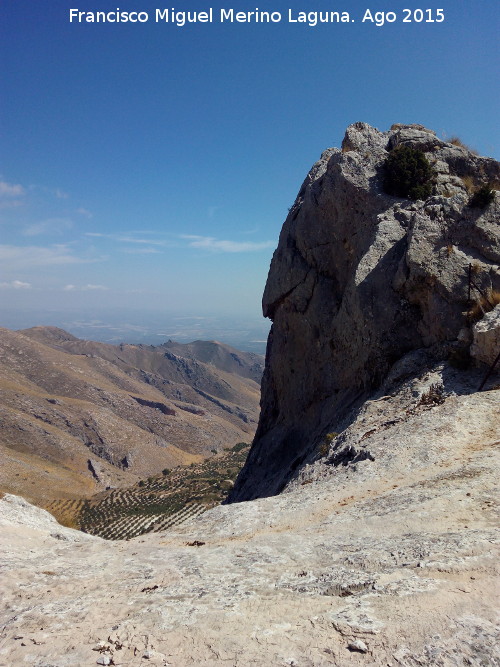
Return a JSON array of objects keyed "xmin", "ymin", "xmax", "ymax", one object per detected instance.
[{"xmin": 229, "ymin": 122, "xmax": 500, "ymax": 502}]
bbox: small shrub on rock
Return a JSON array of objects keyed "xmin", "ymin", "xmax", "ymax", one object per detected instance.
[
  {"xmin": 468, "ymin": 184, "xmax": 495, "ymax": 209},
  {"xmin": 448, "ymin": 136, "xmax": 478, "ymax": 154},
  {"xmin": 417, "ymin": 383, "xmax": 445, "ymax": 407},
  {"xmin": 383, "ymin": 145, "xmax": 435, "ymax": 200}
]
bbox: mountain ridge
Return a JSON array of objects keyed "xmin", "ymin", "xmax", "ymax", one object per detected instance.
[{"xmin": 0, "ymin": 326, "xmax": 262, "ymax": 509}]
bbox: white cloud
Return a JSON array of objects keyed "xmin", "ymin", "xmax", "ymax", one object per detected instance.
[
  {"xmin": 55, "ymin": 188, "xmax": 69, "ymax": 199},
  {"xmin": 0, "ymin": 181, "xmax": 25, "ymax": 197},
  {"xmin": 181, "ymin": 234, "xmax": 276, "ymax": 253},
  {"xmin": 84, "ymin": 231, "xmax": 174, "ymax": 248},
  {"xmin": 0, "ymin": 279, "xmax": 31, "ymax": 289},
  {"xmin": 62, "ymin": 283, "xmax": 109, "ymax": 292},
  {"xmin": 117, "ymin": 236, "xmax": 168, "ymax": 245},
  {"xmin": 121, "ymin": 247, "xmax": 163, "ymax": 254},
  {"xmin": 23, "ymin": 217, "xmax": 73, "ymax": 237},
  {"xmin": 0, "ymin": 244, "xmax": 94, "ymax": 269},
  {"xmin": 76, "ymin": 207, "xmax": 93, "ymax": 218}
]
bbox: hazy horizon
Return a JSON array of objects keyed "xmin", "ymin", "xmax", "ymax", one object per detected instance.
[{"xmin": 1, "ymin": 306, "xmax": 270, "ymax": 354}]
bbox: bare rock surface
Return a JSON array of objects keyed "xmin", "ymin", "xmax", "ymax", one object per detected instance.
[
  {"xmin": 471, "ymin": 304, "xmax": 500, "ymax": 366},
  {"xmin": 0, "ymin": 366, "xmax": 498, "ymax": 666},
  {"xmin": 229, "ymin": 122, "xmax": 500, "ymax": 502}
]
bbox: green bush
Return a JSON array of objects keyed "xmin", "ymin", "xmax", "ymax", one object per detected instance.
[
  {"xmin": 468, "ymin": 184, "xmax": 495, "ymax": 208},
  {"xmin": 230, "ymin": 442, "xmax": 249, "ymax": 453},
  {"xmin": 383, "ymin": 145, "xmax": 435, "ymax": 200}
]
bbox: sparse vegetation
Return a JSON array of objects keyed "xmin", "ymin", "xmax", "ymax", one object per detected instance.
[
  {"xmin": 447, "ymin": 136, "xmax": 478, "ymax": 155},
  {"xmin": 47, "ymin": 444, "xmax": 251, "ymax": 541},
  {"xmin": 468, "ymin": 184, "xmax": 495, "ymax": 209},
  {"xmin": 417, "ymin": 383, "xmax": 445, "ymax": 408},
  {"xmin": 466, "ymin": 289, "xmax": 500, "ymax": 324},
  {"xmin": 317, "ymin": 432, "xmax": 339, "ymax": 458},
  {"xmin": 470, "ymin": 261, "xmax": 482, "ymax": 275},
  {"xmin": 383, "ymin": 145, "xmax": 435, "ymax": 201},
  {"xmin": 230, "ymin": 442, "xmax": 250, "ymax": 453},
  {"xmin": 317, "ymin": 442, "xmax": 329, "ymax": 457},
  {"xmin": 460, "ymin": 175, "xmax": 476, "ymax": 194}
]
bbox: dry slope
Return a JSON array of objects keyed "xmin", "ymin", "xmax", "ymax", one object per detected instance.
[{"xmin": 0, "ymin": 327, "xmax": 262, "ymax": 508}]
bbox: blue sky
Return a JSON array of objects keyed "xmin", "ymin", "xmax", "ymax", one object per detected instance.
[{"xmin": 1, "ymin": 0, "xmax": 499, "ymax": 343}]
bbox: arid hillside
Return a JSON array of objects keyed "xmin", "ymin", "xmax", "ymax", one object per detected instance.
[{"xmin": 0, "ymin": 326, "xmax": 262, "ymax": 509}]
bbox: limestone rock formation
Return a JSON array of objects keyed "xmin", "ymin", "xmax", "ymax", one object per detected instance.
[
  {"xmin": 471, "ymin": 303, "xmax": 500, "ymax": 365},
  {"xmin": 229, "ymin": 122, "xmax": 500, "ymax": 502}
]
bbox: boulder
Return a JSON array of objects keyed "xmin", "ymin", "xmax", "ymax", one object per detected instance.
[{"xmin": 471, "ymin": 304, "xmax": 500, "ymax": 366}]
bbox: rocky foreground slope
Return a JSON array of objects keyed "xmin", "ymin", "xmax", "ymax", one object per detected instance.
[{"xmin": 1, "ymin": 362, "xmax": 498, "ymax": 665}]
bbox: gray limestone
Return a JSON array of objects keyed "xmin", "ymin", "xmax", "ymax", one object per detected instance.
[{"xmin": 229, "ymin": 122, "xmax": 500, "ymax": 502}]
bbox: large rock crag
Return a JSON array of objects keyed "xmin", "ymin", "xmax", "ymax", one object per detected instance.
[{"xmin": 229, "ymin": 122, "xmax": 500, "ymax": 502}]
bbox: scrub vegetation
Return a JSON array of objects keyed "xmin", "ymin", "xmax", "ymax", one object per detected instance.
[{"xmin": 383, "ymin": 145, "xmax": 435, "ymax": 201}]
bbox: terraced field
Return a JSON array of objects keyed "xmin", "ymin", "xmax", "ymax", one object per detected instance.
[{"xmin": 47, "ymin": 443, "xmax": 250, "ymax": 540}]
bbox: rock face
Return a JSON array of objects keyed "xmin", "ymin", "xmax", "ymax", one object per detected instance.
[
  {"xmin": 229, "ymin": 123, "xmax": 500, "ymax": 502},
  {"xmin": 471, "ymin": 303, "xmax": 500, "ymax": 365}
]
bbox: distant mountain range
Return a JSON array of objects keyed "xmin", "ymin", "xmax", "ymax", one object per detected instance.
[{"xmin": 0, "ymin": 326, "xmax": 263, "ymax": 509}]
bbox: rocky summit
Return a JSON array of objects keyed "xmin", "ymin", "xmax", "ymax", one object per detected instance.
[
  {"xmin": 0, "ymin": 123, "xmax": 499, "ymax": 666},
  {"xmin": 229, "ymin": 122, "xmax": 500, "ymax": 502}
]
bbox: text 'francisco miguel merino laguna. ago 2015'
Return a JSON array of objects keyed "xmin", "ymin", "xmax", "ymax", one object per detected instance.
[{"xmin": 69, "ymin": 8, "xmax": 446, "ymax": 27}]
